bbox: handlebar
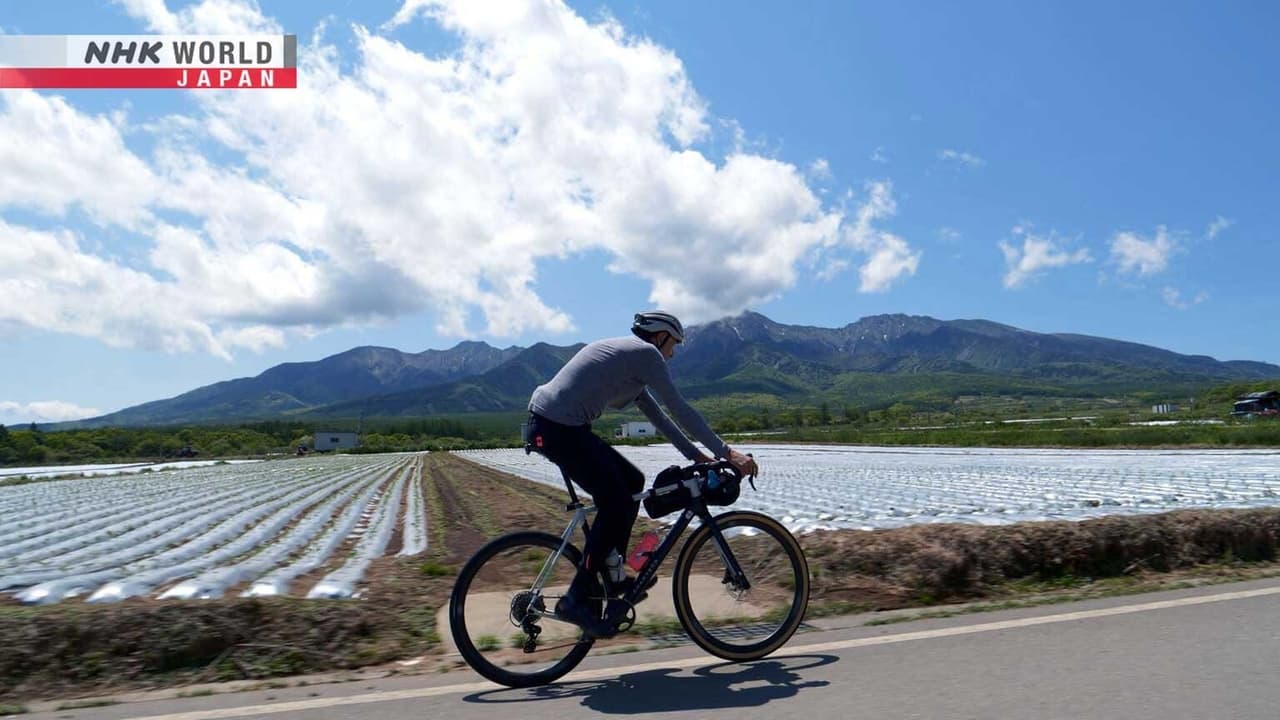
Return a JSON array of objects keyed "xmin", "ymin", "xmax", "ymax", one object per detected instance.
[{"xmin": 682, "ymin": 452, "xmax": 757, "ymax": 491}]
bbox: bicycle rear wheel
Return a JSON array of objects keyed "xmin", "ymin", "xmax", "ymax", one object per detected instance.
[
  {"xmin": 448, "ymin": 531, "xmax": 597, "ymax": 687},
  {"xmin": 671, "ymin": 510, "xmax": 810, "ymax": 661}
]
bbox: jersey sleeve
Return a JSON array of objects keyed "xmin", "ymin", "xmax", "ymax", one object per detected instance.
[
  {"xmin": 637, "ymin": 349, "xmax": 730, "ymax": 459},
  {"xmin": 634, "ymin": 389, "xmax": 703, "ymax": 460}
]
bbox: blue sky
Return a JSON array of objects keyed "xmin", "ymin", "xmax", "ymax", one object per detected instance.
[{"xmin": 1, "ymin": 0, "xmax": 1277, "ymax": 425}]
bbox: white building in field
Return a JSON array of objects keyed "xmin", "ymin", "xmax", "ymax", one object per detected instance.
[
  {"xmin": 615, "ymin": 422, "xmax": 656, "ymax": 439},
  {"xmin": 313, "ymin": 431, "xmax": 359, "ymax": 451}
]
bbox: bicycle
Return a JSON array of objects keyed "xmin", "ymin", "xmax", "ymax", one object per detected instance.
[{"xmin": 448, "ymin": 452, "xmax": 811, "ymax": 688}]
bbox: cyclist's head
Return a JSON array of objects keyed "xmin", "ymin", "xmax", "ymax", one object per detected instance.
[{"xmin": 632, "ymin": 311, "xmax": 684, "ymax": 357}]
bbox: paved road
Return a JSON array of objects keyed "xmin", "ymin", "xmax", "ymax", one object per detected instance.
[{"xmin": 25, "ymin": 577, "xmax": 1280, "ymax": 720}]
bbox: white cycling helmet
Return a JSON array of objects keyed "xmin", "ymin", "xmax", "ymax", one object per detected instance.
[{"xmin": 632, "ymin": 311, "xmax": 685, "ymax": 343}]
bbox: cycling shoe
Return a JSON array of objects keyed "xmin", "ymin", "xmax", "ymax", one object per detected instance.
[
  {"xmin": 614, "ymin": 574, "xmax": 658, "ymax": 602},
  {"xmin": 554, "ymin": 591, "xmax": 616, "ymax": 639}
]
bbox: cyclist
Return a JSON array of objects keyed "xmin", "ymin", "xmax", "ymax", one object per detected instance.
[{"xmin": 526, "ymin": 311, "xmax": 758, "ymax": 637}]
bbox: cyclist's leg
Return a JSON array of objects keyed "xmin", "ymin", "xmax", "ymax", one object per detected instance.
[
  {"xmin": 578, "ymin": 432, "xmax": 645, "ymax": 569},
  {"xmin": 538, "ymin": 424, "xmax": 643, "ymax": 590}
]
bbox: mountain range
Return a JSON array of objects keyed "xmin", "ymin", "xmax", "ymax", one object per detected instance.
[{"xmin": 74, "ymin": 312, "xmax": 1280, "ymax": 427}]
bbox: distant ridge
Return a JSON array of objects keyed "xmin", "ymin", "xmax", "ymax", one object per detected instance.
[
  {"xmin": 65, "ymin": 312, "xmax": 1280, "ymax": 426},
  {"xmin": 75, "ymin": 342, "xmax": 521, "ymax": 426}
]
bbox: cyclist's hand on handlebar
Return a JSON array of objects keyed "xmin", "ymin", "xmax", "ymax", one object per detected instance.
[{"xmin": 726, "ymin": 448, "xmax": 758, "ymax": 477}]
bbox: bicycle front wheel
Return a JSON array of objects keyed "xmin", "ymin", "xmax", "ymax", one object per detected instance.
[
  {"xmin": 448, "ymin": 531, "xmax": 596, "ymax": 687},
  {"xmin": 671, "ymin": 510, "xmax": 810, "ymax": 661}
]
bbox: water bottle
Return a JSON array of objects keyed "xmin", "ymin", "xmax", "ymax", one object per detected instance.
[
  {"xmin": 707, "ymin": 469, "xmax": 720, "ymax": 490},
  {"xmin": 627, "ymin": 531, "xmax": 660, "ymax": 571},
  {"xmin": 605, "ymin": 549, "xmax": 626, "ymax": 584}
]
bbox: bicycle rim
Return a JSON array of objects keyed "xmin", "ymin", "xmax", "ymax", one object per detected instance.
[
  {"xmin": 449, "ymin": 531, "xmax": 595, "ymax": 687},
  {"xmin": 672, "ymin": 511, "xmax": 810, "ymax": 661}
]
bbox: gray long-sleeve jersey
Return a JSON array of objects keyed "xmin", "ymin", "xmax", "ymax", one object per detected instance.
[{"xmin": 528, "ymin": 335, "xmax": 729, "ymax": 461}]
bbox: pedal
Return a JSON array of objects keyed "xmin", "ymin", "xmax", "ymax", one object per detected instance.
[{"xmin": 605, "ymin": 599, "xmax": 637, "ymax": 634}]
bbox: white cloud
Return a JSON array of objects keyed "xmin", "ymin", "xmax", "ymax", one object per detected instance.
[
  {"xmin": 938, "ymin": 149, "xmax": 985, "ymax": 167},
  {"xmin": 999, "ymin": 229, "xmax": 1092, "ymax": 288},
  {"xmin": 0, "ymin": 0, "xmax": 879, "ymax": 354},
  {"xmin": 0, "ymin": 92, "xmax": 159, "ymax": 229},
  {"xmin": 870, "ymin": 146, "xmax": 888, "ymax": 164},
  {"xmin": 116, "ymin": 0, "xmax": 277, "ymax": 34},
  {"xmin": 0, "ymin": 219, "xmax": 244, "ymax": 358},
  {"xmin": 807, "ymin": 158, "xmax": 832, "ymax": 181},
  {"xmin": 1161, "ymin": 287, "xmax": 1209, "ymax": 310},
  {"xmin": 0, "ymin": 400, "xmax": 101, "ymax": 424},
  {"xmin": 824, "ymin": 181, "xmax": 921, "ymax": 292},
  {"xmin": 1206, "ymin": 215, "xmax": 1234, "ymax": 239},
  {"xmin": 815, "ymin": 258, "xmax": 849, "ymax": 282},
  {"xmin": 859, "ymin": 235, "xmax": 919, "ymax": 292},
  {"xmin": 937, "ymin": 227, "xmax": 961, "ymax": 243},
  {"xmin": 1110, "ymin": 226, "xmax": 1177, "ymax": 276}
]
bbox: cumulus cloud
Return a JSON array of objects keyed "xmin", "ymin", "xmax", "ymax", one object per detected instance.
[
  {"xmin": 0, "ymin": 92, "xmax": 159, "ymax": 229},
  {"xmin": 809, "ymin": 182, "xmax": 919, "ymax": 292},
  {"xmin": 999, "ymin": 228, "xmax": 1091, "ymax": 288},
  {"xmin": 1110, "ymin": 226, "xmax": 1178, "ymax": 276},
  {"xmin": 1206, "ymin": 215, "xmax": 1234, "ymax": 239},
  {"xmin": 0, "ymin": 400, "xmax": 101, "ymax": 424},
  {"xmin": 938, "ymin": 149, "xmax": 985, "ymax": 167},
  {"xmin": 0, "ymin": 0, "xmax": 915, "ymax": 355}
]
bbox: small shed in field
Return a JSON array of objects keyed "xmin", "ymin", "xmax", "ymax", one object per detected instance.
[
  {"xmin": 615, "ymin": 421, "xmax": 656, "ymax": 439},
  {"xmin": 314, "ymin": 431, "xmax": 360, "ymax": 451}
]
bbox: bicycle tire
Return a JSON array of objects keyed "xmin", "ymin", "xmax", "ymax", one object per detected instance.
[
  {"xmin": 671, "ymin": 510, "xmax": 810, "ymax": 661},
  {"xmin": 449, "ymin": 531, "xmax": 595, "ymax": 687}
]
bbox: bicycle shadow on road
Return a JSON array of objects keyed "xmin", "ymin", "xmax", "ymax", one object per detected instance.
[{"xmin": 463, "ymin": 654, "xmax": 837, "ymax": 714}]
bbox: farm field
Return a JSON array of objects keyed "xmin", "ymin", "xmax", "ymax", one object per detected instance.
[
  {"xmin": 6, "ymin": 444, "xmax": 1279, "ymax": 609},
  {"xmin": 1, "ymin": 453, "xmax": 429, "ymax": 605},
  {"xmin": 460, "ymin": 444, "xmax": 1280, "ymax": 533},
  {"xmin": 0, "ymin": 451, "xmax": 585, "ymax": 701},
  {"xmin": 6, "ymin": 448, "xmax": 1280, "ymax": 702},
  {"xmin": 0, "ymin": 458, "xmax": 260, "ymax": 481}
]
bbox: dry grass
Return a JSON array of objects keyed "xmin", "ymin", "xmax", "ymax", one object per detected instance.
[{"xmin": 803, "ymin": 508, "xmax": 1280, "ymax": 607}]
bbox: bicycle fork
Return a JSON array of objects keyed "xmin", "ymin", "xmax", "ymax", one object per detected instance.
[{"xmin": 690, "ymin": 505, "xmax": 752, "ymax": 592}]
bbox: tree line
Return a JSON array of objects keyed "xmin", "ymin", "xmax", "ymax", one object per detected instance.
[
  {"xmin": 2, "ymin": 380, "xmax": 1273, "ymax": 467},
  {"xmin": 0, "ymin": 418, "xmax": 492, "ymax": 467}
]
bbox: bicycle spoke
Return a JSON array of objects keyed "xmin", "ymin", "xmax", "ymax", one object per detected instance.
[
  {"xmin": 450, "ymin": 532, "xmax": 595, "ymax": 687},
  {"xmin": 674, "ymin": 511, "xmax": 809, "ymax": 660}
]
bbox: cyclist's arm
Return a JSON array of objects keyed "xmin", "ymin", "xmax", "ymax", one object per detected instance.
[
  {"xmin": 638, "ymin": 353, "xmax": 730, "ymax": 460},
  {"xmin": 634, "ymin": 389, "xmax": 706, "ymax": 461}
]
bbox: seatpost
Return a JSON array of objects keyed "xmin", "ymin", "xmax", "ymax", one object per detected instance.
[{"xmin": 560, "ymin": 467, "xmax": 584, "ymax": 510}]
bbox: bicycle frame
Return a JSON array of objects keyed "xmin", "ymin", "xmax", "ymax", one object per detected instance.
[{"xmin": 526, "ymin": 465, "xmax": 751, "ymax": 624}]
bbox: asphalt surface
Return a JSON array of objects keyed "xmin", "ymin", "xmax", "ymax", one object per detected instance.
[{"xmin": 21, "ymin": 577, "xmax": 1280, "ymax": 720}]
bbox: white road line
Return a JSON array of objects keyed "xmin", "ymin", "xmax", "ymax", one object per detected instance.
[{"xmin": 120, "ymin": 585, "xmax": 1280, "ymax": 720}]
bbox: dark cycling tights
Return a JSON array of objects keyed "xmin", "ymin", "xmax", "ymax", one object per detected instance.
[{"xmin": 526, "ymin": 413, "xmax": 644, "ymax": 594}]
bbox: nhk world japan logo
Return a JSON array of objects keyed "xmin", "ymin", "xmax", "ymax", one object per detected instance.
[{"xmin": 0, "ymin": 35, "xmax": 297, "ymax": 89}]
